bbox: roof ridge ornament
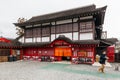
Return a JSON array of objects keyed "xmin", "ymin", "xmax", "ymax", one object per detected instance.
[{"xmin": 59, "ymin": 35, "xmax": 65, "ymax": 38}]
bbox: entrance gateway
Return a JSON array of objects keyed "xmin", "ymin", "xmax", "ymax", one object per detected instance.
[
  {"xmin": 55, "ymin": 47, "xmax": 72, "ymax": 61},
  {"xmin": 21, "ymin": 36, "xmax": 97, "ymax": 64}
]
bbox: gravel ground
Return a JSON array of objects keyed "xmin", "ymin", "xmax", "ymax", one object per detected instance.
[{"xmin": 0, "ymin": 60, "xmax": 120, "ymax": 80}]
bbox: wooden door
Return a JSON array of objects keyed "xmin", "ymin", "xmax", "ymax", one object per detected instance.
[{"xmin": 55, "ymin": 48, "xmax": 72, "ymax": 56}]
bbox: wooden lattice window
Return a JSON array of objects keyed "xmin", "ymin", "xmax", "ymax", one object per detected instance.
[
  {"xmin": 51, "ymin": 26, "xmax": 55, "ymax": 34},
  {"xmin": 33, "ymin": 28, "xmax": 42, "ymax": 37},
  {"xmin": 42, "ymin": 27, "xmax": 50, "ymax": 37},
  {"xmin": 80, "ymin": 21, "xmax": 93, "ymax": 33},
  {"xmin": 73, "ymin": 23, "xmax": 78, "ymax": 32},
  {"xmin": 25, "ymin": 29, "xmax": 33, "ymax": 38},
  {"xmin": 56, "ymin": 23, "xmax": 72, "ymax": 33}
]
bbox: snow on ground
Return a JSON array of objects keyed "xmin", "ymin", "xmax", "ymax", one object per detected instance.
[
  {"xmin": 0, "ymin": 60, "xmax": 120, "ymax": 80},
  {"xmin": 92, "ymin": 62, "xmax": 112, "ymax": 67}
]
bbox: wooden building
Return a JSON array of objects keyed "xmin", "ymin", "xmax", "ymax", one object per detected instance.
[
  {"xmin": 0, "ymin": 37, "xmax": 21, "ymax": 62},
  {"xmin": 14, "ymin": 4, "xmax": 117, "ymax": 64}
]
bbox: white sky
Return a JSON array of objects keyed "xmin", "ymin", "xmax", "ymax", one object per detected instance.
[{"xmin": 0, "ymin": 0, "xmax": 120, "ymax": 39}]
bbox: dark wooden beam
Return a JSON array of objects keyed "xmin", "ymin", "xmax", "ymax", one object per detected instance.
[
  {"xmin": 24, "ymin": 29, "xmax": 26, "ymax": 43},
  {"xmin": 32, "ymin": 25, "xmax": 34, "ymax": 42},
  {"xmin": 41, "ymin": 24, "xmax": 42, "ymax": 42},
  {"xmin": 50, "ymin": 22, "xmax": 51, "ymax": 42},
  {"xmin": 78, "ymin": 17, "xmax": 80, "ymax": 40},
  {"xmin": 72, "ymin": 18, "xmax": 73, "ymax": 40},
  {"xmin": 55, "ymin": 21, "xmax": 57, "ymax": 39}
]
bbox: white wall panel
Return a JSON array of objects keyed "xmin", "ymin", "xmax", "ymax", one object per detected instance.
[
  {"xmin": 80, "ymin": 16, "xmax": 93, "ymax": 20},
  {"xmin": 42, "ymin": 37, "xmax": 49, "ymax": 42},
  {"xmin": 37, "ymin": 37, "xmax": 41, "ymax": 42},
  {"xmin": 80, "ymin": 33, "xmax": 93, "ymax": 40},
  {"xmin": 56, "ymin": 19, "xmax": 72, "ymax": 25},
  {"xmin": 25, "ymin": 38, "xmax": 32, "ymax": 43},
  {"xmin": 19, "ymin": 36, "xmax": 24, "ymax": 43},
  {"xmin": 51, "ymin": 34, "xmax": 55, "ymax": 41},
  {"xmin": 73, "ymin": 32, "xmax": 78, "ymax": 40}
]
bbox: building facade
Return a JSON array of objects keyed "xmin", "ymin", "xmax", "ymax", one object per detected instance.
[
  {"xmin": 0, "ymin": 37, "xmax": 21, "ymax": 62},
  {"xmin": 14, "ymin": 4, "xmax": 117, "ymax": 64}
]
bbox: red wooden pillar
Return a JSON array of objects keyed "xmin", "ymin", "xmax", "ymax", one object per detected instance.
[
  {"xmin": 20, "ymin": 49, "xmax": 23, "ymax": 60},
  {"xmin": 10, "ymin": 48, "xmax": 12, "ymax": 55},
  {"xmin": 107, "ymin": 46, "xmax": 115, "ymax": 62},
  {"xmin": 92, "ymin": 47, "xmax": 95, "ymax": 64}
]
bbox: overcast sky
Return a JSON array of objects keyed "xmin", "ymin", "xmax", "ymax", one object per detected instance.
[{"xmin": 0, "ymin": 0, "xmax": 120, "ymax": 39}]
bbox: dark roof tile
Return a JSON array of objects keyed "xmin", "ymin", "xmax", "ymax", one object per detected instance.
[
  {"xmin": 73, "ymin": 40, "xmax": 100, "ymax": 44},
  {"xmin": 14, "ymin": 4, "xmax": 107, "ymax": 26},
  {"xmin": 102, "ymin": 38, "xmax": 118, "ymax": 44},
  {"xmin": 27, "ymin": 4, "xmax": 96, "ymax": 22},
  {"xmin": 0, "ymin": 37, "xmax": 21, "ymax": 48},
  {"xmin": 22, "ymin": 42, "xmax": 50, "ymax": 48}
]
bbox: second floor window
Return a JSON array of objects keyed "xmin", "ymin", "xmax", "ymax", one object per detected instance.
[{"xmin": 80, "ymin": 21, "xmax": 93, "ymax": 33}]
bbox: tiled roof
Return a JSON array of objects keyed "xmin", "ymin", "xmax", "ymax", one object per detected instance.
[
  {"xmin": 22, "ymin": 42, "xmax": 50, "ymax": 48},
  {"xmin": 0, "ymin": 37, "xmax": 21, "ymax": 49},
  {"xmin": 73, "ymin": 40, "xmax": 100, "ymax": 45},
  {"xmin": 27, "ymin": 4, "xmax": 96, "ymax": 23},
  {"xmin": 14, "ymin": 4, "xmax": 107, "ymax": 26},
  {"xmin": 102, "ymin": 38, "xmax": 118, "ymax": 44}
]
